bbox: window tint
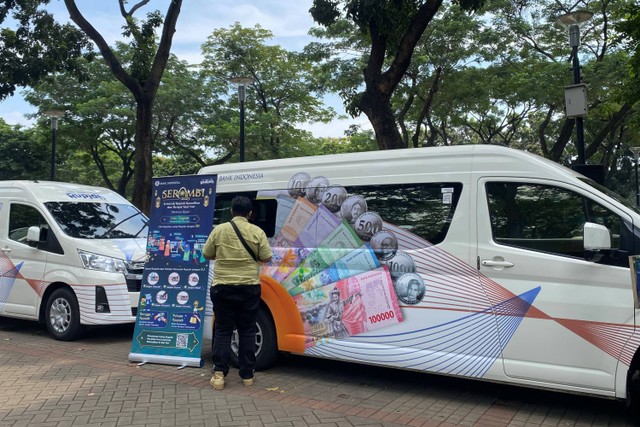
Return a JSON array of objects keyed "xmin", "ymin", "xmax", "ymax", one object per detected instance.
[
  {"xmin": 212, "ymin": 183, "xmax": 462, "ymax": 245},
  {"xmin": 44, "ymin": 202, "xmax": 148, "ymax": 239},
  {"xmin": 346, "ymin": 183, "xmax": 462, "ymax": 244},
  {"xmin": 213, "ymin": 192, "xmax": 277, "ymax": 237},
  {"xmin": 9, "ymin": 204, "xmax": 48, "ymax": 243},
  {"xmin": 486, "ymin": 182, "xmax": 631, "ymax": 265}
]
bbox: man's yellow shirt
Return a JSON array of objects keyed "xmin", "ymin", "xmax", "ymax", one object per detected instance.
[{"xmin": 203, "ymin": 217, "xmax": 272, "ymax": 286}]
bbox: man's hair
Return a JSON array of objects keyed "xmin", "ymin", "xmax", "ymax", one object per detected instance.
[{"xmin": 231, "ymin": 196, "xmax": 252, "ymax": 216}]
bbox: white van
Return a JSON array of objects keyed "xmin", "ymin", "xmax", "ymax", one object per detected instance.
[
  {"xmin": 0, "ymin": 181, "xmax": 148, "ymax": 340},
  {"xmin": 199, "ymin": 144, "xmax": 640, "ymax": 408}
]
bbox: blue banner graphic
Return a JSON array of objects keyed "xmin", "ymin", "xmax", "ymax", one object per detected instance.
[{"xmin": 129, "ymin": 175, "xmax": 216, "ymax": 368}]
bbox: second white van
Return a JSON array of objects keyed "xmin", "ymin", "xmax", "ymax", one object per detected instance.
[{"xmin": 0, "ymin": 181, "xmax": 148, "ymax": 340}]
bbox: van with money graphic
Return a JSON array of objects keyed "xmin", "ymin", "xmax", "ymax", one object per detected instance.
[
  {"xmin": 0, "ymin": 181, "xmax": 147, "ymax": 340},
  {"xmin": 199, "ymin": 144, "xmax": 640, "ymax": 410}
]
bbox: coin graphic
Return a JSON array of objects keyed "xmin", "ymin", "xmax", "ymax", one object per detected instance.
[
  {"xmin": 188, "ymin": 273, "xmax": 199, "ymax": 287},
  {"xmin": 305, "ymin": 176, "xmax": 330, "ymax": 204},
  {"xmin": 370, "ymin": 230, "xmax": 398, "ymax": 261},
  {"xmin": 395, "ymin": 273, "xmax": 425, "ymax": 305},
  {"xmin": 147, "ymin": 271, "xmax": 159, "ymax": 286},
  {"xmin": 176, "ymin": 291, "xmax": 189, "ymax": 305},
  {"xmin": 353, "ymin": 211, "xmax": 383, "ymax": 241},
  {"xmin": 155, "ymin": 290, "xmax": 168, "ymax": 304},
  {"xmin": 168, "ymin": 272, "xmax": 180, "ymax": 286},
  {"xmin": 288, "ymin": 172, "xmax": 311, "ymax": 197},
  {"xmin": 321, "ymin": 185, "xmax": 348, "ymax": 212},
  {"xmin": 340, "ymin": 195, "xmax": 367, "ymax": 223},
  {"xmin": 386, "ymin": 251, "xmax": 416, "ymax": 281}
]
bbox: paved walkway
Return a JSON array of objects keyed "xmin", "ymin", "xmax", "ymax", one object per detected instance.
[{"xmin": 0, "ymin": 318, "xmax": 636, "ymax": 427}]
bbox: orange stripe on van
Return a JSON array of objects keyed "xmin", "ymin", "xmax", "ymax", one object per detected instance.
[{"xmin": 260, "ymin": 274, "xmax": 305, "ymax": 353}]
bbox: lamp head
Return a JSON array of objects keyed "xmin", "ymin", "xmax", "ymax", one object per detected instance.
[
  {"xmin": 556, "ymin": 11, "xmax": 592, "ymax": 48},
  {"xmin": 228, "ymin": 76, "xmax": 255, "ymax": 86},
  {"xmin": 43, "ymin": 110, "xmax": 64, "ymax": 130},
  {"xmin": 555, "ymin": 11, "xmax": 593, "ymax": 28}
]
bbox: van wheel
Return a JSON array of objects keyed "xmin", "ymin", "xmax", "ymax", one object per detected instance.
[
  {"xmin": 230, "ymin": 306, "xmax": 278, "ymax": 370},
  {"xmin": 45, "ymin": 288, "xmax": 83, "ymax": 341}
]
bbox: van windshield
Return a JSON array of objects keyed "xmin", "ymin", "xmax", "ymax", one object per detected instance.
[{"xmin": 44, "ymin": 202, "xmax": 149, "ymax": 239}]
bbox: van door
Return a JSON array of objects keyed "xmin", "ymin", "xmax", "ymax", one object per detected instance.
[
  {"xmin": 0, "ymin": 203, "xmax": 49, "ymax": 318},
  {"xmin": 475, "ymin": 178, "xmax": 635, "ymax": 392}
]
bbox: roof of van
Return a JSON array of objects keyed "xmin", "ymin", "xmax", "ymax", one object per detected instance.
[
  {"xmin": 0, "ymin": 180, "xmax": 130, "ymax": 204},
  {"xmin": 198, "ymin": 145, "xmax": 584, "ymax": 192}
]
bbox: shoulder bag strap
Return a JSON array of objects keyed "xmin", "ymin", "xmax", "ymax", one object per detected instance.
[{"xmin": 229, "ymin": 220, "xmax": 258, "ymax": 262}]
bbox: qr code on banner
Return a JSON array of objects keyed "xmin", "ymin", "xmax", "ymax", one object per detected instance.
[{"xmin": 176, "ymin": 333, "xmax": 188, "ymax": 349}]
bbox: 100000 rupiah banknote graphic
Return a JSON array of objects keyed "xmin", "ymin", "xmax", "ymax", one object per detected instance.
[{"xmin": 294, "ymin": 267, "xmax": 403, "ymax": 348}]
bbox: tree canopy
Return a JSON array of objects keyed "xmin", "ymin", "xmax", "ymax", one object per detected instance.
[
  {"xmin": 3, "ymin": 1, "xmax": 640, "ymax": 204},
  {"xmin": 309, "ymin": 0, "xmax": 486, "ymax": 150}
]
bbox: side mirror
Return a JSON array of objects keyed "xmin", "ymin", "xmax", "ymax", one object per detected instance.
[
  {"xmin": 26, "ymin": 226, "xmax": 43, "ymax": 247},
  {"xmin": 584, "ymin": 222, "xmax": 611, "ymax": 250}
]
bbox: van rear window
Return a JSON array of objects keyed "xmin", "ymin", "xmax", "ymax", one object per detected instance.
[
  {"xmin": 212, "ymin": 193, "xmax": 277, "ymax": 237},
  {"xmin": 345, "ymin": 183, "xmax": 462, "ymax": 245},
  {"xmin": 212, "ymin": 183, "xmax": 462, "ymax": 245}
]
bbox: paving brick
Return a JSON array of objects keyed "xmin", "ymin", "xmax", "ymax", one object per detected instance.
[{"xmin": 1, "ymin": 320, "xmax": 638, "ymax": 427}]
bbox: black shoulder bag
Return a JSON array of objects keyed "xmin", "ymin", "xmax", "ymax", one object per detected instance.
[{"xmin": 229, "ymin": 220, "xmax": 258, "ymax": 262}]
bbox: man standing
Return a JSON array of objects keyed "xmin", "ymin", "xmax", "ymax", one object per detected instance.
[{"xmin": 203, "ymin": 196, "xmax": 272, "ymax": 390}]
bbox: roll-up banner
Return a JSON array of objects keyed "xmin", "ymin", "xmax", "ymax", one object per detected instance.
[{"xmin": 129, "ymin": 175, "xmax": 217, "ymax": 368}]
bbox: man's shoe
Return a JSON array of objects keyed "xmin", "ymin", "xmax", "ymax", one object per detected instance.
[
  {"xmin": 210, "ymin": 371, "xmax": 225, "ymax": 390},
  {"xmin": 242, "ymin": 377, "xmax": 254, "ymax": 387}
]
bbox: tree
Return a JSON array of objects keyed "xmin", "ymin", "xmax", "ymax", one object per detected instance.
[
  {"xmin": 308, "ymin": 0, "xmax": 640, "ymax": 193},
  {"xmin": 0, "ymin": 120, "xmax": 49, "ymax": 180},
  {"xmin": 617, "ymin": 2, "xmax": 640, "ymax": 103},
  {"xmin": 25, "ymin": 44, "xmax": 232, "ymax": 194},
  {"xmin": 309, "ymin": 0, "xmax": 485, "ymax": 150},
  {"xmin": 1, "ymin": 1, "xmax": 183, "ymax": 212},
  {"xmin": 26, "ymin": 46, "xmax": 137, "ymax": 195},
  {"xmin": 62, "ymin": 0, "xmax": 182, "ymax": 213},
  {"xmin": 200, "ymin": 23, "xmax": 336, "ymax": 161},
  {"xmin": 0, "ymin": 0, "xmax": 92, "ymax": 100}
]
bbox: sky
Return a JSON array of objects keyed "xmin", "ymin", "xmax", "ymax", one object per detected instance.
[{"xmin": 0, "ymin": 0, "xmax": 370, "ymax": 137}]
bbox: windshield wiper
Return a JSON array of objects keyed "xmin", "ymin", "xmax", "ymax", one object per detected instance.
[{"xmin": 98, "ymin": 211, "xmax": 146, "ymax": 238}]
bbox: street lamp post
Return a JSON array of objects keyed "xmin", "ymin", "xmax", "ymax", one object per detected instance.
[
  {"xmin": 229, "ymin": 77, "xmax": 255, "ymax": 162},
  {"xmin": 631, "ymin": 147, "xmax": 640, "ymax": 207},
  {"xmin": 556, "ymin": 11, "xmax": 593, "ymax": 165},
  {"xmin": 44, "ymin": 110, "xmax": 64, "ymax": 181}
]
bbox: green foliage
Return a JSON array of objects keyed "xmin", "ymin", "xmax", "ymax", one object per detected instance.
[
  {"xmin": 122, "ymin": 10, "xmax": 164, "ymax": 82},
  {"xmin": 311, "ymin": 127, "xmax": 378, "ymax": 154},
  {"xmin": 200, "ymin": 23, "xmax": 337, "ymax": 161},
  {"xmin": 0, "ymin": 120, "xmax": 49, "ymax": 180},
  {"xmin": 0, "ymin": 0, "xmax": 93, "ymax": 99},
  {"xmin": 616, "ymin": 3, "xmax": 640, "ymax": 102}
]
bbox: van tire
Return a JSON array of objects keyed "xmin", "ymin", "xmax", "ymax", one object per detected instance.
[
  {"xmin": 45, "ymin": 288, "xmax": 83, "ymax": 341},
  {"xmin": 229, "ymin": 305, "xmax": 278, "ymax": 371}
]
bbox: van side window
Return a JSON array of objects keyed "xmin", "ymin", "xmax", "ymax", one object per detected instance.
[
  {"xmin": 9, "ymin": 204, "xmax": 48, "ymax": 244},
  {"xmin": 346, "ymin": 183, "xmax": 463, "ymax": 245},
  {"xmin": 486, "ymin": 182, "xmax": 631, "ymax": 265},
  {"xmin": 213, "ymin": 192, "xmax": 276, "ymax": 237}
]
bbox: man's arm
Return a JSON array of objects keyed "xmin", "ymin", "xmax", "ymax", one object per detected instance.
[
  {"xmin": 257, "ymin": 230, "xmax": 273, "ymax": 263},
  {"xmin": 202, "ymin": 229, "xmax": 217, "ymax": 260}
]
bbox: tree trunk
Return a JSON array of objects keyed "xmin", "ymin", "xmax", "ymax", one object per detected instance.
[
  {"xmin": 359, "ymin": 89, "xmax": 405, "ymax": 150},
  {"xmin": 131, "ymin": 96, "xmax": 154, "ymax": 214}
]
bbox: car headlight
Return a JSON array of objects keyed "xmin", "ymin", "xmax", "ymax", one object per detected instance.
[{"xmin": 78, "ymin": 250, "xmax": 126, "ymax": 273}]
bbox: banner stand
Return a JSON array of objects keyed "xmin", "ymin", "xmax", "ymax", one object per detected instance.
[
  {"xmin": 129, "ymin": 174, "xmax": 217, "ymax": 368},
  {"xmin": 128, "ymin": 353, "xmax": 203, "ymax": 369}
]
